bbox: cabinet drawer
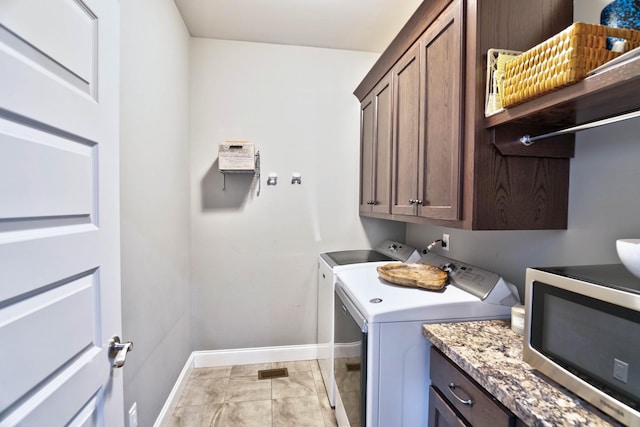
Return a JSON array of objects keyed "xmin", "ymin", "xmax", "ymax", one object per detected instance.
[
  {"xmin": 429, "ymin": 386, "xmax": 469, "ymax": 427},
  {"xmin": 430, "ymin": 347, "xmax": 514, "ymax": 427}
]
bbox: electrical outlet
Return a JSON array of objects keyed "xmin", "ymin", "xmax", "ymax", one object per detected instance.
[
  {"xmin": 614, "ymin": 359, "xmax": 629, "ymax": 383},
  {"xmin": 129, "ymin": 402, "xmax": 138, "ymax": 427},
  {"xmin": 442, "ymin": 233, "xmax": 450, "ymax": 251}
]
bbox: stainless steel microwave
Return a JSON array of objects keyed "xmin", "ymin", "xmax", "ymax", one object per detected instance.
[{"xmin": 524, "ymin": 265, "xmax": 640, "ymax": 426}]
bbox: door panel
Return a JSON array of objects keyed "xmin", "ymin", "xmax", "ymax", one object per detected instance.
[
  {"xmin": 3, "ymin": 349, "xmax": 105, "ymax": 427},
  {"xmin": 0, "ymin": 0, "xmax": 96, "ymax": 88},
  {"xmin": 359, "ymin": 94, "xmax": 374, "ymax": 212},
  {"xmin": 0, "ymin": 5, "xmax": 101, "ymax": 135},
  {"xmin": 0, "ymin": 274, "xmax": 99, "ymax": 413},
  {"xmin": 391, "ymin": 44, "xmax": 420, "ymax": 216},
  {"xmin": 0, "ymin": 0, "xmax": 122, "ymax": 426},
  {"xmin": 360, "ymin": 74, "xmax": 393, "ymax": 215},
  {"xmin": 372, "ymin": 75, "xmax": 392, "ymax": 214},
  {"xmin": 419, "ymin": 0, "xmax": 463, "ymax": 220},
  {"xmin": 0, "ymin": 231, "xmax": 97, "ymax": 303},
  {"xmin": 0, "ymin": 119, "xmax": 95, "ymax": 220}
]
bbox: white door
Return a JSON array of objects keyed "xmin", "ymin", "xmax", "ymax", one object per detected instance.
[{"xmin": 0, "ymin": 0, "xmax": 124, "ymax": 426}]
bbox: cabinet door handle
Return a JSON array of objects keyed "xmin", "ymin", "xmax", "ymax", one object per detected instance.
[
  {"xmin": 448, "ymin": 383, "xmax": 473, "ymax": 406},
  {"xmin": 409, "ymin": 199, "xmax": 416, "ymax": 205},
  {"xmin": 416, "ymin": 199, "xmax": 423, "ymax": 205}
]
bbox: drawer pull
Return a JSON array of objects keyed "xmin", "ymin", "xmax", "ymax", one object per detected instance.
[{"xmin": 448, "ymin": 383, "xmax": 473, "ymax": 406}]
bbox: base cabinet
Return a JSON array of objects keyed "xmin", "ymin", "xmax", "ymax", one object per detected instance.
[{"xmin": 429, "ymin": 347, "xmax": 522, "ymax": 427}]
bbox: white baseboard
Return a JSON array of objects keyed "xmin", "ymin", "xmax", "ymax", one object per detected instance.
[
  {"xmin": 193, "ymin": 343, "xmax": 319, "ymax": 367},
  {"xmin": 153, "ymin": 353, "xmax": 195, "ymax": 427},
  {"xmin": 153, "ymin": 344, "xmax": 319, "ymax": 426}
]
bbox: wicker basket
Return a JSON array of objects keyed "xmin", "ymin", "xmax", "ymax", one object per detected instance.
[
  {"xmin": 502, "ymin": 22, "xmax": 640, "ymax": 108},
  {"xmin": 485, "ymin": 48, "xmax": 522, "ymax": 116}
]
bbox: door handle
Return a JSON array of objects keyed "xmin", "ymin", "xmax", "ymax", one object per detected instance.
[{"xmin": 109, "ymin": 336, "xmax": 133, "ymax": 368}]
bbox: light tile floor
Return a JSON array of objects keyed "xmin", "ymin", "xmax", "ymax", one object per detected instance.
[{"xmin": 168, "ymin": 360, "xmax": 337, "ymax": 427}]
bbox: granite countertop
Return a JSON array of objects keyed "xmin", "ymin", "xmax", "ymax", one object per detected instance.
[{"xmin": 423, "ymin": 320, "xmax": 622, "ymax": 427}]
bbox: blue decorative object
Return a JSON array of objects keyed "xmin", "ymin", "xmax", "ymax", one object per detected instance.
[{"xmin": 601, "ymin": 0, "xmax": 640, "ymax": 49}]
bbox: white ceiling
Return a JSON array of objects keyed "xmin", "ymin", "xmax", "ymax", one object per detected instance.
[{"xmin": 173, "ymin": 0, "xmax": 422, "ymax": 53}]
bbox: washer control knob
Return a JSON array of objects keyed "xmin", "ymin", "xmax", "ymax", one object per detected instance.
[
  {"xmin": 370, "ymin": 298, "xmax": 383, "ymax": 304},
  {"xmin": 443, "ymin": 262, "xmax": 455, "ymax": 273},
  {"xmin": 388, "ymin": 244, "xmax": 398, "ymax": 252}
]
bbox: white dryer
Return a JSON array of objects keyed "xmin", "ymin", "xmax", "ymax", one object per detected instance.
[{"xmin": 317, "ymin": 241, "xmax": 420, "ymax": 407}]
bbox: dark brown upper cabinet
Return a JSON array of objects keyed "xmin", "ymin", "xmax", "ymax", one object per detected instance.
[
  {"xmin": 355, "ymin": 0, "xmax": 574, "ymax": 230},
  {"xmin": 360, "ymin": 73, "xmax": 393, "ymax": 215},
  {"xmin": 390, "ymin": 42, "xmax": 421, "ymax": 217}
]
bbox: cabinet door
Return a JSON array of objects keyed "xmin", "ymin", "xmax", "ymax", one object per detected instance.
[
  {"xmin": 359, "ymin": 74, "xmax": 393, "ymax": 214},
  {"xmin": 429, "ymin": 386, "xmax": 468, "ymax": 427},
  {"xmin": 418, "ymin": 0, "xmax": 462, "ymax": 220},
  {"xmin": 371, "ymin": 75, "xmax": 393, "ymax": 214},
  {"xmin": 431, "ymin": 348, "xmax": 514, "ymax": 427},
  {"xmin": 359, "ymin": 92, "xmax": 375, "ymax": 213},
  {"xmin": 391, "ymin": 43, "xmax": 421, "ymax": 216}
]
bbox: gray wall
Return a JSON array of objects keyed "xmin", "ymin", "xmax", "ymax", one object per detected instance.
[
  {"xmin": 406, "ymin": 118, "xmax": 640, "ymax": 300},
  {"xmin": 574, "ymin": 0, "xmax": 610, "ymax": 22},
  {"xmin": 188, "ymin": 38, "xmax": 404, "ymax": 351},
  {"xmin": 120, "ymin": 1, "xmax": 191, "ymax": 426}
]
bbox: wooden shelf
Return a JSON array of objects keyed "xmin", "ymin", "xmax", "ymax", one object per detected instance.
[{"xmin": 485, "ymin": 55, "xmax": 640, "ymax": 133}]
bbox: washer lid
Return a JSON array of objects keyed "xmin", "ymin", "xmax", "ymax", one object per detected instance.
[
  {"xmin": 336, "ymin": 264, "xmax": 512, "ymax": 323},
  {"xmin": 321, "ymin": 250, "xmax": 393, "ymax": 267},
  {"xmin": 321, "ymin": 240, "xmax": 420, "ymax": 268}
]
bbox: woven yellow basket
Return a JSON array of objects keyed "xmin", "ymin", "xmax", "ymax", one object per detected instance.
[{"xmin": 502, "ymin": 22, "xmax": 640, "ymax": 108}]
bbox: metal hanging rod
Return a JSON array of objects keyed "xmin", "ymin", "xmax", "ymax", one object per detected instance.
[{"xmin": 519, "ymin": 109, "xmax": 640, "ymax": 146}]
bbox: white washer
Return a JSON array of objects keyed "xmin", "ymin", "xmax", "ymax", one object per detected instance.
[
  {"xmin": 333, "ymin": 253, "xmax": 520, "ymax": 427},
  {"xmin": 317, "ymin": 241, "xmax": 420, "ymax": 407}
]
